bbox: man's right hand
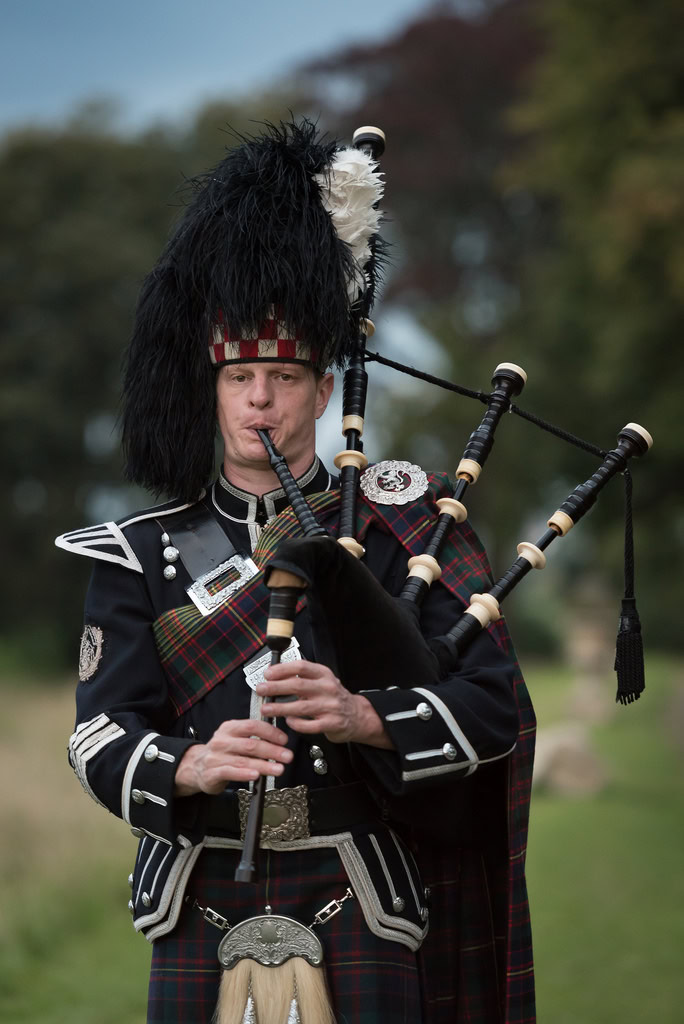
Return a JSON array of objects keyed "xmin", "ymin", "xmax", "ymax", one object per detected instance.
[{"xmin": 174, "ymin": 719, "xmax": 293, "ymax": 796}]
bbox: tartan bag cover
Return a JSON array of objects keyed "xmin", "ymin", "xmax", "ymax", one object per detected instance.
[
  {"xmin": 152, "ymin": 474, "xmax": 536, "ymax": 1022},
  {"xmin": 154, "ymin": 474, "xmax": 511, "ymax": 716}
]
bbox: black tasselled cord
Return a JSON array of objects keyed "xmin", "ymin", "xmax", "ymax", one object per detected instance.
[{"xmin": 614, "ymin": 469, "xmax": 645, "ymax": 703}]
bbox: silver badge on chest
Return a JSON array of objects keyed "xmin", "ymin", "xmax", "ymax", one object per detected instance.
[{"xmin": 360, "ymin": 460, "xmax": 429, "ymax": 505}]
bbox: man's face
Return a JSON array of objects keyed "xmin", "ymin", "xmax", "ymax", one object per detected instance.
[{"xmin": 216, "ymin": 362, "xmax": 334, "ymax": 477}]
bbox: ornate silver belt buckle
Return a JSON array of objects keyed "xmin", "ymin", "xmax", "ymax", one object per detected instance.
[
  {"xmin": 186, "ymin": 554, "xmax": 258, "ymax": 616},
  {"xmin": 238, "ymin": 784, "xmax": 310, "ymax": 843}
]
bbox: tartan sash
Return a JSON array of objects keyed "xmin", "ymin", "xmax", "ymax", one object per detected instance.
[{"xmin": 153, "ymin": 473, "xmax": 496, "ymax": 718}]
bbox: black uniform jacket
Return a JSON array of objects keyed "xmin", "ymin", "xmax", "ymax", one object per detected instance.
[{"xmin": 56, "ymin": 459, "xmax": 519, "ymax": 945}]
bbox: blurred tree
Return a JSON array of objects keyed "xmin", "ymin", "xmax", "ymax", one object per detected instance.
[
  {"xmin": 502, "ymin": 0, "xmax": 684, "ymax": 647},
  {"xmin": 0, "ymin": 119, "xmax": 177, "ymax": 665},
  {"xmin": 303, "ymin": 0, "xmax": 540, "ymax": 306},
  {"xmin": 0, "ymin": 93, "xmax": 307, "ymax": 666},
  {"xmin": 300, "ymin": 0, "xmax": 682, "ymax": 650},
  {"xmin": 299, "ymin": 0, "xmax": 559, "ymax": 642}
]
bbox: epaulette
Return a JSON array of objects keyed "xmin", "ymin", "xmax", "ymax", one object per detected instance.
[{"xmin": 54, "ymin": 495, "xmax": 204, "ymax": 572}]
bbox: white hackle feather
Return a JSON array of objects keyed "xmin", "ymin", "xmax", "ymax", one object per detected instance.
[{"xmin": 315, "ymin": 148, "xmax": 384, "ymax": 295}]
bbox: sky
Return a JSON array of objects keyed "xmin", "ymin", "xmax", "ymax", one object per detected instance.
[{"xmin": 0, "ymin": 0, "xmax": 448, "ymax": 134}]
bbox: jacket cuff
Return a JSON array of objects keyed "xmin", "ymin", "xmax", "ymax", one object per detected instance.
[
  {"xmin": 354, "ymin": 686, "xmax": 481, "ymax": 795},
  {"xmin": 122, "ymin": 733, "xmax": 204, "ymax": 846}
]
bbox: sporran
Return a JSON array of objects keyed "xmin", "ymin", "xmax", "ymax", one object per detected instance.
[{"xmin": 188, "ymin": 889, "xmax": 353, "ymax": 1024}]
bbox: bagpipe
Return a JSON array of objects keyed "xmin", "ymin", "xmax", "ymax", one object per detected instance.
[
  {"xmin": 235, "ymin": 126, "xmax": 653, "ymax": 885},
  {"xmin": 119, "ymin": 117, "xmax": 651, "ymax": 1024}
]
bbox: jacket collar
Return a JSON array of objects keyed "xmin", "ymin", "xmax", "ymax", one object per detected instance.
[{"xmin": 213, "ymin": 456, "xmax": 332, "ymax": 525}]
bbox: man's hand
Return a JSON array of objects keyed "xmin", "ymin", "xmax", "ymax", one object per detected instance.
[
  {"xmin": 174, "ymin": 719, "xmax": 293, "ymax": 796},
  {"xmin": 257, "ymin": 660, "xmax": 394, "ymax": 749}
]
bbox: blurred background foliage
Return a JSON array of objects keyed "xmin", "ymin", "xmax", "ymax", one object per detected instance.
[
  {"xmin": 2, "ymin": 0, "xmax": 681, "ymax": 669},
  {"xmin": 2, "ymin": 1, "xmax": 684, "ymax": 1022}
]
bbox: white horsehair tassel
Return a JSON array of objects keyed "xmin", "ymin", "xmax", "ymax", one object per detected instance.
[{"xmin": 216, "ymin": 957, "xmax": 334, "ymax": 1024}]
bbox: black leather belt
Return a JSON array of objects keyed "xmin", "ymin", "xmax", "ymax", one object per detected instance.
[{"xmin": 205, "ymin": 782, "xmax": 379, "ymax": 842}]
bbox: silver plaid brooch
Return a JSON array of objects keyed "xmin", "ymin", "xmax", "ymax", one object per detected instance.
[{"xmin": 360, "ymin": 461, "xmax": 429, "ymax": 505}]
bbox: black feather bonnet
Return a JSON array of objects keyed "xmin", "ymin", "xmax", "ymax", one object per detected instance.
[{"xmin": 121, "ymin": 119, "xmax": 385, "ymax": 502}]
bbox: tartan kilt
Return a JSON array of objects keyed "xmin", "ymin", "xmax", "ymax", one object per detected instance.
[
  {"xmin": 147, "ymin": 845, "xmax": 424, "ymax": 1024},
  {"xmin": 416, "ymin": 843, "xmax": 505, "ymax": 1024}
]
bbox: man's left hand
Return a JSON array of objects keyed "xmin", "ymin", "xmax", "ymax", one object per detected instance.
[{"xmin": 257, "ymin": 660, "xmax": 393, "ymax": 749}]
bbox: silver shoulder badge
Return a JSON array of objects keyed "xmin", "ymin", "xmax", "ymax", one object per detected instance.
[
  {"xmin": 360, "ymin": 461, "xmax": 429, "ymax": 505},
  {"xmin": 79, "ymin": 625, "xmax": 104, "ymax": 681}
]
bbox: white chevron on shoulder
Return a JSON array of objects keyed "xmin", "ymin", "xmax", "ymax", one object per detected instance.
[
  {"xmin": 54, "ymin": 495, "xmax": 203, "ymax": 571},
  {"xmin": 55, "ymin": 521, "xmax": 145, "ymax": 572}
]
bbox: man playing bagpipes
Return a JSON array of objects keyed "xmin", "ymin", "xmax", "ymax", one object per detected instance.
[{"xmin": 56, "ymin": 120, "xmax": 536, "ymax": 1024}]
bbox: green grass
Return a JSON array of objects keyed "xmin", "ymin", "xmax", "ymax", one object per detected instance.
[
  {"xmin": 1, "ymin": 657, "xmax": 682, "ymax": 1022},
  {"xmin": 1, "ymin": 866, "xmax": 150, "ymax": 1024},
  {"xmin": 0, "ymin": 680, "xmax": 150, "ymax": 1024},
  {"xmin": 524, "ymin": 654, "xmax": 684, "ymax": 1023}
]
